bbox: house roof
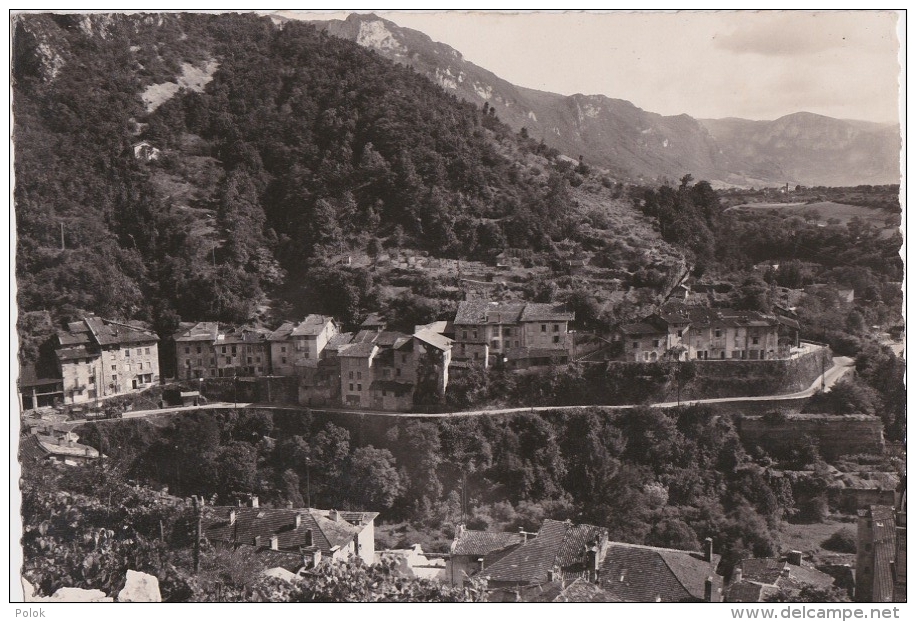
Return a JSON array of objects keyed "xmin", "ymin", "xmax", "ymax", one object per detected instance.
[
  {"xmin": 451, "ymin": 529, "xmax": 525, "ymax": 557},
  {"xmin": 413, "ymin": 329, "xmax": 452, "ymax": 352},
  {"xmin": 221, "ymin": 326, "xmax": 271, "ymax": 344},
  {"xmin": 84, "ymin": 317, "xmax": 158, "ymax": 345},
  {"xmin": 20, "ymin": 433, "xmax": 103, "ymax": 461},
  {"xmin": 360, "ymin": 313, "xmax": 387, "ymax": 328},
  {"xmin": 724, "ymin": 580, "xmax": 773, "ymax": 603},
  {"xmin": 19, "ymin": 364, "xmax": 62, "ymax": 387},
  {"xmin": 325, "ymin": 332, "xmax": 354, "ymax": 351},
  {"xmin": 861, "ymin": 505, "xmax": 898, "ymax": 600},
  {"xmin": 599, "ymin": 542, "xmax": 722, "ymax": 603},
  {"xmin": 267, "ymin": 322, "xmax": 296, "ymax": 342},
  {"xmin": 337, "ymin": 342, "xmax": 377, "ymax": 358},
  {"xmin": 174, "ymin": 321, "xmax": 220, "ymax": 343},
  {"xmin": 482, "ymin": 519, "xmax": 606, "ymax": 586},
  {"xmin": 202, "ymin": 507, "xmax": 372, "ymax": 557},
  {"xmin": 290, "ymin": 315, "xmax": 335, "ymax": 337},
  {"xmin": 56, "ymin": 345, "xmax": 98, "ymax": 362},
  {"xmin": 618, "ymin": 322, "xmax": 665, "ymax": 336},
  {"xmin": 454, "ymin": 302, "xmax": 573, "ymax": 325},
  {"xmin": 733, "ymin": 558, "xmax": 835, "ymax": 592}
]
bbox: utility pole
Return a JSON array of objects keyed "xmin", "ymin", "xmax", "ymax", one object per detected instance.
[{"xmin": 305, "ymin": 457, "xmax": 311, "ymax": 509}]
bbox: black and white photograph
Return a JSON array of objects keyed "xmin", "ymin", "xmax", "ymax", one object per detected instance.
[{"xmin": 10, "ymin": 8, "xmax": 906, "ymax": 607}]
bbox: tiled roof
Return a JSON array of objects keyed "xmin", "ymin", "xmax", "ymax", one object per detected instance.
[
  {"xmin": 733, "ymin": 558, "xmax": 834, "ymax": 592},
  {"xmin": 618, "ymin": 322, "xmax": 665, "ymax": 336},
  {"xmin": 724, "ymin": 580, "xmax": 770, "ymax": 602},
  {"xmin": 865, "ymin": 505, "xmax": 898, "ymax": 601},
  {"xmin": 599, "ymin": 542, "xmax": 721, "ymax": 602},
  {"xmin": 56, "ymin": 345, "xmax": 98, "ymax": 362},
  {"xmin": 221, "ymin": 326, "xmax": 271, "ymax": 344},
  {"xmin": 454, "ymin": 301, "xmax": 573, "ymax": 325},
  {"xmin": 174, "ymin": 321, "xmax": 220, "ymax": 343},
  {"xmin": 685, "ymin": 308, "xmax": 778, "ymax": 328},
  {"xmin": 413, "ymin": 329, "xmax": 452, "ymax": 352},
  {"xmin": 291, "ymin": 315, "xmax": 335, "ymax": 337},
  {"xmin": 360, "ymin": 313, "xmax": 387, "ymax": 328},
  {"xmin": 337, "ymin": 342, "xmax": 377, "ymax": 358},
  {"xmin": 451, "ymin": 529, "xmax": 524, "ymax": 557},
  {"xmin": 325, "ymin": 332, "xmax": 354, "ymax": 351},
  {"xmin": 19, "ymin": 435, "xmax": 49, "ymax": 464},
  {"xmin": 84, "ymin": 317, "xmax": 158, "ymax": 345},
  {"xmin": 482, "ymin": 519, "xmax": 606, "ymax": 586},
  {"xmin": 202, "ymin": 507, "xmax": 370, "ymax": 557},
  {"xmin": 267, "ymin": 322, "xmax": 296, "ymax": 342},
  {"xmin": 338, "ymin": 511, "xmax": 380, "ymax": 526},
  {"xmin": 18, "ymin": 364, "xmax": 62, "ymax": 387}
]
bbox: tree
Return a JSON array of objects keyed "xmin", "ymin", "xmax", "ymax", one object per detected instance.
[
  {"xmin": 764, "ymin": 585, "xmax": 850, "ymax": 603},
  {"xmin": 337, "ymin": 446, "xmax": 404, "ymax": 510}
]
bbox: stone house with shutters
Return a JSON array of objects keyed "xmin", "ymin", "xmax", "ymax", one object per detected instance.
[
  {"xmin": 55, "ymin": 317, "xmax": 160, "ymax": 404},
  {"xmin": 268, "ymin": 315, "xmax": 339, "ymax": 377},
  {"xmin": 452, "ymin": 301, "xmax": 574, "ymax": 369},
  {"xmin": 174, "ymin": 322, "xmax": 271, "ymax": 379},
  {"xmin": 616, "ymin": 307, "xmax": 783, "ymax": 363}
]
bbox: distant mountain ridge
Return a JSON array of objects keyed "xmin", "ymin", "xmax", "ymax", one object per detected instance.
[{"xmin": 310, "ymin": 13, "xmax": 901, "ymax": 187}]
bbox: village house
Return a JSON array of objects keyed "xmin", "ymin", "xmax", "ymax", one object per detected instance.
[
  {"xmin": 447, "ymin": 524, "xmax": 527, "ymax": 586},
  {"xmin": 131, "ymin": 140, "xmax": 160, "ymax": 161},
  {"xmin": 856, "ymin": 500, "xmax": 907, "ymax": 603},
  {"xmin": 724, "ymin": 553, "xmax": 836, "ymax": 602},
  {"xmin": 174, "ymin": 322, "xmax": 271, "ymax": 379},
  {"xmin": 268, "ymin": 315, "xmax": 339, "ymax": 377},
  {"xmin": 18, "ymin": 364, "xmax": 65, "ymax": 410},
  {"xmin": 478, "ymin": 518, "xmax": 723, "ymax": 602},
  {"xmin": 55, "ymin": 317, "xmax": 160, "ymax": 404},
  {"xmin": 201, "ymin": 501, "xmax": 378, "ymax": 568},
  {"xmin": 337, "ymin": 323, "xmax": 452, "ymax": 411},
  {"xmin": 617, "ymin": 307, "xmax": 784, "ymax": 362},
  {"xmin": 19, "ymin": 429, "xmax": 104, "ymax": 466},
  {"xmin": 452, "ymin": 301, "xmax": 574, "ymax": 369}
]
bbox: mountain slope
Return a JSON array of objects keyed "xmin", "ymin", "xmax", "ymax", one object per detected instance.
[{"xmin": 313, "ymin": 13, "xmax": 900, "ymax": 187}]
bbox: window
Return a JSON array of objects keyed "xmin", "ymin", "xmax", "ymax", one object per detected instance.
[
  {"xmin": 632, "ymin": 342, "xmax": 639, "ymax": 350},
  {"xmin": 281, "ymin": 346, "xmax": 287, "ymax": 353},
  {"xmin": 553, "ymin": 324, "xmax": 560, "ymax": 332},
  {"xmin": 553, "ymin": 336, "xmax": 561, "ymax": 344},
  {"xmin": 396, "ymin": 368, "xmax": 401, "ymax": 377},
  {"xmin": 282, "ymin": 357, "xmax": 287, "ymax": 364},
  {"xmin": 357, "ymin": 372, "xmax": 362, "ymax": 380},
  {"xmin": 653, "ymin": 339, "xmax": 660, "ymax": 347},
  {"xmin": 752, "ymin": 337, "xmax": 759, "ymax": 345},
  {"xmin": 349, "ymin": 371, "xmax": 354, "ymax": 380},
  {"xmin": 137, "ymin": 348, "xmax": 142, "ymax": 356},
  {"xmin": 111, "ymin": 365, "xmax": 117, "ymax": 371},
  {"xmin": 145, "ymin": 347, "xmax": 150, "ymax": 355},
  {"xmin": 231, "ymin": 346, "xmax": 237, "ymax": 355},
  {"xmin": 402, "ymin": 354, "xmax": 407, "ymax": 363},
  {"xmin": 125, "ymin": 349, "xmax": 130, "ymax": 357},
  {"xmin": 541, "ymin": 324, "xmax": 547, "ymax": 332},
  {"xmin": 247, "ymin": 357, "xmax": 253, "ymax": 364},
  {"xmin": 88, "ymin": 375, "xmax": 95, "ymax": 385},
  {"xmin": 256, "ymin": 357, "xmax": 261, "ymax": 363},
  {"xmin": 491, "ymin": 339, "xmax": 500, "ymax": 349},
  {"xmin": 247, "ymin": 346, "xmax": 252, "ymax": 353},
  {"xmin": 196, "ymin": 346, "xmax": 202, "ymax": 354},
  {"xmin": 257, "ymin": 367, "xmax": 262, "ymax": 373},
  {"xmin": 349, "ymin": 383, "xmax": 354, "ymax": 391},
  {"xmin": 462, "ymin": 331, "xmax": 468, "ymax": 340},
  {"xmin": 210, "ymin": 358, "xmax": 215, "ymax": 366},
  {"xmin": 221, "ymin": 346, "xmax": 226, "ymax": 354},
  {"xmin": 357, "ymin": 383, "xmax": 362, "ymax": 391},
  {"xmin": 186, "ymin": 360, "xmax": 191, "ymax": 367},
  {"xmin": 677, "ymin": 330, "xmax": 683, "ymax": 337},
  {"xmin": 185, "ymin": 347, "xmax": 190, "ymax": 354},
  {"xmin": 504, "ymin": 328, "xmax": 512, "ymax": 337}
]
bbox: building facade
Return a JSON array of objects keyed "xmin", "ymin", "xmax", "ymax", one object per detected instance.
[
  {"xmin": 452, "ymin": 301, "xmax": 574, "ymax": 368},
  {"xmin": 268, "ymin": 315, "xmax": 339, "ymax": 377},
  {"xmin": 56, "ymin": 317, "xmax": 160, "ymax": 404},
  {"xmin": 174, "ymin": 322, "xmax": 271, "ymax": 379}
]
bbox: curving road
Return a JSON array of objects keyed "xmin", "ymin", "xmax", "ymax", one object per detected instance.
[{"xmin": 61, "ymin": 357, "xmax": 855, "ymax": 424}]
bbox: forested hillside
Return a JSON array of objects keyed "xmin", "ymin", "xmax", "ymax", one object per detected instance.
[{"xmin": 15, "ymin": 13, "xmax": 612, "ymax": 355}]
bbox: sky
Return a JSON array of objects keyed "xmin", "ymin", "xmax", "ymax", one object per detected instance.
[{"xmin": 281, "ymin": 10, "xmax": 902, "ymax": 124}]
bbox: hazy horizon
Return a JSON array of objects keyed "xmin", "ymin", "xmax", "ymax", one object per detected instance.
[{"xmin": 277, "ymin": 10, "xmax": 902, "ymax": 126}]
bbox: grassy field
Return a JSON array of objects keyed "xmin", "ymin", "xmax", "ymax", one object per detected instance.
[{"xmin": 778, "ymin": 517, "xmax": 857, "ymax": 560}]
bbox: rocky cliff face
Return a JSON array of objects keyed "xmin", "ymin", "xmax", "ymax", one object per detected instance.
[{"xmin": 313, "ymin": 13, "xmax": 901, "ymax": 187}]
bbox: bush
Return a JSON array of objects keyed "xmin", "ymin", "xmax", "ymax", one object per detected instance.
[{"xmin": 821, "ymin": 527, "xmax": 857, "ymax": 553}]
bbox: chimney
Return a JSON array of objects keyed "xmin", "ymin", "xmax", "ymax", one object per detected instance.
[
  {"xmin": 229, "ymin": 509, "xmax": 236, "ymax": 525},
  {"xmin": 704, "ymin": 537, "xmax": 713, "ymax": 562},
  {"xmin": 732, "ymin": 566, "xmax": 743, "ymax": 584},
  {"xmin": 295, "ymin": 514, "xmax": 302, "ymax": 529},
  {"xmin": 330, "ymin": 509, "xmax": 340, "ymax": 522},
  {"xmin": 250, "ymin": 495, "xmax": 259, "ymax": 508},
  {"xmin": 253, "ymin": 535, "xmax": 262, "ymax": 547},
  {"xmin": 285, "ymin": 500, "xmax": 294, "ymax": 509},
  {"xmin": 787, "ymin": 550, "xmax": 803, "ymax": 566},
  {"xmin": 270, "ymin": 535, "xmax": 279, "ymax": 550},
  {"xmin": 705, "ymin": 577, "xmax": 714, "ymax": 602}
]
